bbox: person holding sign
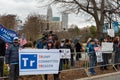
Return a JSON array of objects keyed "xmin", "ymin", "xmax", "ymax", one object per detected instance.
[
  {"xmin": 54, "ymin": 40, "xmax": 63, "ymax": 80},
  {"xmin": 5, "ymin": 37, "xmax": 20, "ymax": 80},
  {"xmin": 101, "ymin": 37, "xmax": 113, "ymax": 70},
  {"xmin": 94, "ymin": 39, "xmax": 103, "ymax": 63},
  {"xmin": 63, "ymin": 39, "xmax": 74, "ymax": 68},
  {"xmin": 87, "ymin": 39, "xmax": 97, "ymax": 75},
  {"xmin": 44, "ymin": 40, "xmax": 60, "ymax": 80}
]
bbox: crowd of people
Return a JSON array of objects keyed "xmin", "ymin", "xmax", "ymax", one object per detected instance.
[
  {"xmin": 86, "ymin": 36, "xmax": 120, "ymax": 75},
  {"xmin": 1, "ymin": 30, "xmax": 120, "ymax": 80},
  {"xmin": 0, "ymin": 31, "xmax": 78, "ymax": 80}
]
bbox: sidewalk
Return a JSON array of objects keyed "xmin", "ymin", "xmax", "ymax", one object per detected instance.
[{"xmin": 75, "ymin": 71, "xmax": 120, "ymax": 80}]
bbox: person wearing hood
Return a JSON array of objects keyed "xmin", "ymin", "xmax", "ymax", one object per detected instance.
[{"xmin": 46, "ymin": 40, "xmax": 54, "ymax": 49}]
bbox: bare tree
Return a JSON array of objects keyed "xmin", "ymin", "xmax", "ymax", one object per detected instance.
[
  {"xmin": 0, "ymin": 14, "xmax": 17, "ymax": 29},
  {"xmin": 39, "ymin": 0, "xmax": 120, "ymax": 36},
  {"xmin": 23, "ymin": 14, "xmax": 47, "ymax": 41}
]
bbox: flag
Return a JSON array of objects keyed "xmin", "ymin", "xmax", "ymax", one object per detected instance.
[
  {"xmin": 20, "ymin": 34, "xmax": 27, "ymax": 46},
  {"xmin": 0, "ymin": 24, "xmax": 18, "ymax": 43},
  {"xmin": 94, "ymin": 47, "xmax": 101, "ymax": 52},
  {"xmin": 6, "ymin": 43, "xmax": 9, "ymax": 49}
]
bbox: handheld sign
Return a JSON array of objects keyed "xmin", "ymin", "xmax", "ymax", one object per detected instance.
[
  {"xmin": 96, "ymin": 51, "xmax": 103, "ymax": 62},
  {"xmin": 107, "ymin": 29, "xmax": 115, "ymax": 37},
  {"xmin": 59, "ymin": 49, "xmax": 71, "ymax": 59},
  {"xmin": 101, "ymin": 42, "xmax": 113, "ymax": 53}
]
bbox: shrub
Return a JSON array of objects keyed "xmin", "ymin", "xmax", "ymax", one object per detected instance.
[{"xmin": 4, "ymin": 64, "xmax": 9, "ymax": 76}]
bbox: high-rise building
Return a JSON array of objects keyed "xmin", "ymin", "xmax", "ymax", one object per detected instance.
[
  {"xmin": 47, "ymin": 5, "xmax": 53, "ymax": 30},
  {"xmin": 62, "ymin": 13, "xmax": 68, "ymax": 30},
  {"xmin": 47, "ymin": 5, "xmax": 53, "ymax": 21},
  {"xmin": 51, "ymin": 17, "xmax": 62, "ymax": 32},
  {"xmin": 46, "ymin": 6, "xmax": 62, "ymax": 32}
]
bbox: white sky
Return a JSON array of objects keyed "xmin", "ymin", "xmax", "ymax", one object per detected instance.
[{"xmin": 0, "ymin": 0, "xmax": 95, "ymax": 28}]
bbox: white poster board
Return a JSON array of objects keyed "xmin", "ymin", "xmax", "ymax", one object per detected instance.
[
  {"xmin": 95, "ymin": 51, "xmax": 103, "ymax": 62},
  {"xmin": 19, "ymin": 49, "xmax": 60, "ymax": 76},
  {"xmin": 107, "ymin": 29, "xmax": 115, "ymax": 37},
  {"xmin": 101, "ymin": 42, "xmax": 113, "ymax": 52}
]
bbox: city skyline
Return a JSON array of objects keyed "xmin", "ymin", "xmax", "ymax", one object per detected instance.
[{"xmin": 0, "ymin": 0, "xmax": 95, "ymax": 28}]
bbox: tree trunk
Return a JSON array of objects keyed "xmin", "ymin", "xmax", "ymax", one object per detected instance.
[{"xmin": 96, "ymin": 22, "xmax": 104, "ymax": 38}]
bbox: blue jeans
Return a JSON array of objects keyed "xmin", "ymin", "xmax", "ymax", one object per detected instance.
[{"xmin": 89, "ymin": 55, "xmax": 96, "ymax": 73}]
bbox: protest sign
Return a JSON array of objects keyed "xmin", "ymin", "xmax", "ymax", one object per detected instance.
[
  {"xmin": 101, "ymin": 42, "xmax": 113, "ymax": 52},
  {"xmin": 19, "ymin": 49, "xmax": 61, "ymax": 76},
  {"xmin": 59, "ymin": 49, "xmax": 71, "ymax": 59},
  {"xmin": 107, "ymin": 29, "xmax": 115, "ymax": 37},
  {"xmin": 96, "ymin": 51, "xmax": 103, "ymax": 62}
]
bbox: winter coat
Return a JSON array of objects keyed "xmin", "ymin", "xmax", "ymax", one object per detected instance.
[
  {"xmin": 36, "ymin": 40, "xmax": 44, "ymax": 49},
  {"xmin": 113, "ymin": 43, "xmax": 120, "ymax": 53},
  {"xmin": 75, "ymin": 42, "xmax": 82, "ymax": 52},
  {"xmin": 87, "ymin": 43, "xmax": 97, "ymax": 56},
  {"xmin": 5, "ymin": 43, "xmax": 19, "ymax": 64},
  {"xmin": 63, "ymin": 44, "xmax": 74, "ymax": 53}
]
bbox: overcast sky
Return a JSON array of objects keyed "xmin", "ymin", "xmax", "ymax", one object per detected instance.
[{"xmin": 0, "ymin": 0, "xmax": 95, "ymax": 28}]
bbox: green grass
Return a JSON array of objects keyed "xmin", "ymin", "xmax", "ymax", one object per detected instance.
[{"xmin": 4, "ymin": 64, "xmax": 9, "ymax": 76}]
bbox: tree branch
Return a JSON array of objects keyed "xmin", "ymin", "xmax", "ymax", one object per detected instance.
[
  {"xmin": 54, "ymin": 0, "xmax": 74, "ymax": 4},
  {"xmin": 73, "ymin": 0, "xmax": 94, "ymax": 16},
  {"xmin": 91, "ymin": 0, "xmax": 99, "ymax": 23}
]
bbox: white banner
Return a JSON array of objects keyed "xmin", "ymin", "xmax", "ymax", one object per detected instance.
[
  {"xmin": 96, "ymin": 51, "xmax": 103, "ymax": 62},
  {"xmin": 101, "ymin": 42, "xmax": 113, "ymax": 52},
  {"xmin": 19, "ymin": 49, "xmax": 60, "ymax": 76}
]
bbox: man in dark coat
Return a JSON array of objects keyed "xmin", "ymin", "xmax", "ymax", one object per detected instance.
[
  {"xmin": 0, "ymin": 38, "xmax": 6, "ymax": 77},
  {"xmin": 5, "ymin": 37, "xmax": 19, "ymax": 80}
]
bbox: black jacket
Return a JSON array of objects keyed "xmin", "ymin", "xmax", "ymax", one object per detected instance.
[
  {"xmin": 75, "ymin": 42, "xmax": 82, "ymax": 52},
  {"xmin": 113, "ymin": 43, "xmax": 120, "ymax": 52},
  {"xmin": 0, "ymin": 38, "xmax": 6, "ymax": 56},
  {"xmin": 63, "ymin": 44, "xmax": 74, "ymax": 53}
]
